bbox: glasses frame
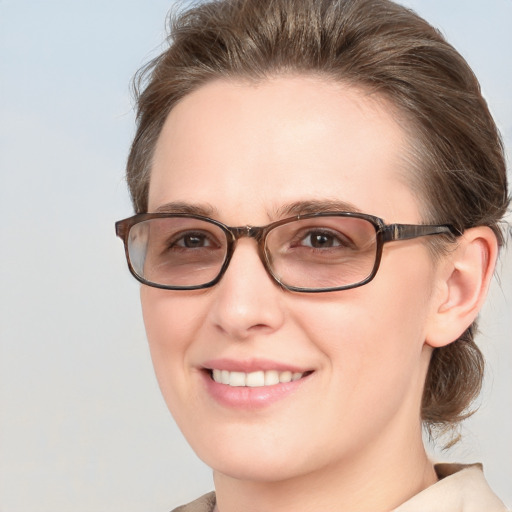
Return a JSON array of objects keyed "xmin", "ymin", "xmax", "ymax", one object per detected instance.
[{"xmin": 115, "ymin": 212, "xmax": 460, "ymax": 293}]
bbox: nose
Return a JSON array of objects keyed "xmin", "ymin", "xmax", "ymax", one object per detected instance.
[{"xmin": 208, "ymin": 239, "xmax": 286, "ymax": 340}]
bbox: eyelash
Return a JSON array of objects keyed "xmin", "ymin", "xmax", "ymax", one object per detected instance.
[
  {"xmin": 167, "ymin": 230, "xmax": 220, "ymax": 250},
  {"xmin": 289, "ymin": 229, "xmax": 354, "ymax": 250}
]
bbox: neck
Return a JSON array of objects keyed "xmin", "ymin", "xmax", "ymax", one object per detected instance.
[{"xmin": 213, "ymin": 429, "xmax": 437, "ymax": 512}]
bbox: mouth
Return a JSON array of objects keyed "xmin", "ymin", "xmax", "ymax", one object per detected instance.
[
  {"xmin": 201, "ymin": 360, "xmax": 314, "ymax": 408},
  {"xmin": 208, "ymin": 369, "xmax": 312, "ymax": 387}
]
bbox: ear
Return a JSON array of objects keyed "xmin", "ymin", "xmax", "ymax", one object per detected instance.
[{"xmin": 425, "ymin": 226, "xmax": 499, "ymax": 348}]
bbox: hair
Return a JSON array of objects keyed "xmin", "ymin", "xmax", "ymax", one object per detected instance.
[{"xmin": 126, "ymin": 0, "xmax": 509, "ymax": 438}]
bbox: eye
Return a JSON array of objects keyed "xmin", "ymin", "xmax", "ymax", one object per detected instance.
[
  {"xmin": 171, "ymin": 231, "xmax": 218, "ymax": 249},
  {"xmin": 297, "ymin": 229, "xmax": 352, "ymax": 249},
  {"xmin": 302, "ymin": 231, "xmax": 340, "ymax": 248}
]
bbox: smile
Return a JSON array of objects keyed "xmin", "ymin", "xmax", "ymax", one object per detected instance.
[{"xmin": 211, "ymin": 369, "xmax": 306, "ymax": 387}]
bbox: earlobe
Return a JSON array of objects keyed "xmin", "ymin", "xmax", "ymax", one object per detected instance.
[{"xmin": 425, "ymin": 226, "xmax": 499, "ymax": 348}]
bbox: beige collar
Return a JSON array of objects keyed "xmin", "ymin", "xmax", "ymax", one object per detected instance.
[{"xmin": 393, "ymin": 463, "xmax": 507, "ymax": 512}]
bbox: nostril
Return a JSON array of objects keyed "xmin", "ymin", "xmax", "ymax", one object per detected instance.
[{"xmin": 248, "ymin": 323, "xmax": 272, "ymax": 332}]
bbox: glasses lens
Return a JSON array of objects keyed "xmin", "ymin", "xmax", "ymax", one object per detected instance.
[
  {"xmin": 127, "ymin": 217, "xmax": 228, "ymax": 288},
  {"xmin": 265, "ymin": 216, "xmax": 378, "ymax": 290}
]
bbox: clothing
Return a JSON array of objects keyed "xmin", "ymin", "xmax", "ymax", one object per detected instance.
[
  {"xmin": 171, "ymin": 492, "xmax": 216, "ymax": 512},
  {"xmin": 171, "ymin": 463, "xmax": 508, "ymax": 512},
  {"xmin": 393, "ymin": 463, "xmax": 508, "ymax": 512}
]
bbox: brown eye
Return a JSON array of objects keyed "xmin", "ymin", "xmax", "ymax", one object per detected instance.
[
  {"xmin": 174, "ymin": 232, "xmax": 213, "ymax": 248},
  {"xmin": 303, "ymin": 231, "xmax": 340, "ymax": 248},
  {"xmin": 296, "ymin": 229, "xmax": 353, "ymax": 250}
]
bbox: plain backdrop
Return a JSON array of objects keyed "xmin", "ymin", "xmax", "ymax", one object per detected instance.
[{"xmin": 1, "ymin": 1, "xmax": 510, "ymax": 510}]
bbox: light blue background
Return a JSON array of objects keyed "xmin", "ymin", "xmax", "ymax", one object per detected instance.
[{"xmin": 1, "ymin": 1, "xmax": 510, "ymax": 510}]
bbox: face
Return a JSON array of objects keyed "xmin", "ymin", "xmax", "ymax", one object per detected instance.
[{"xmin": 142, "ymin": 76, "xmax": 440, "ymax": 483}]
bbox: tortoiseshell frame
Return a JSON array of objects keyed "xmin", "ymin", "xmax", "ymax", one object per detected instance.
[{"xmin": 115, "ymin": 212, "xmax": 460, "ymax": 293}]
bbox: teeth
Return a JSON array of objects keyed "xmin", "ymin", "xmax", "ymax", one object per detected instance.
[
  {"xmin": 264, "ymin": 370, "xmax": 279, "ymax": 386},
  {"xmin": 229, "ymin": 371, "xmax": 246, "ymax": 387},
  {"xmin": 280, "ymin": 370, "xmax": 292, "ymax": 383},
  {"xmin": 211, "ymin": 369, "xmax": 305, "ymax": 387},
  {"xmin": 246, "ymin": 371, "xmax": 264, "ymax": 387}
]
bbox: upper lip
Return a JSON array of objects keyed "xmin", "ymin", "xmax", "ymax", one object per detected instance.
[{"xmin": 202, "ymin": 358, "xmax": 311, "ymax": 373}]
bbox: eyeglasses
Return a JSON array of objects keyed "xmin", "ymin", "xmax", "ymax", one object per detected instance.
[{"xmin": 115, "ymin": 212, "xmax": 460, "ymax": 293}]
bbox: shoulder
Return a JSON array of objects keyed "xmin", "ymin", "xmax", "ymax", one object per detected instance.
[
  {"xmin": 171, "ymin": 492, "xmax": 216, "ymax": 512},
  {"xmin": 394, "ymin": 463, "xmax": 508, "ymax": 512}
]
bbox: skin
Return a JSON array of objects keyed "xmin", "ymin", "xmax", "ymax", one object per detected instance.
[{"xmin": 140, "ymin": 76, "xmax": 494, "ymax": 511}]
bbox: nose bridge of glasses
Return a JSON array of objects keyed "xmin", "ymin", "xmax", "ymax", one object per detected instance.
[
  {"xmin": 230, "ymin": 225, "xmax": 266, "ymax": 242},
  {"xmin": 226, "ymin": 225, "xmax": 272, "ymax": 276}
]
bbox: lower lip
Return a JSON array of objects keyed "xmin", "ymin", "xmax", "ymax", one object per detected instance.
[{"xmin": 201, "ymin": 371, "xmax": 311, "ymax": 409}]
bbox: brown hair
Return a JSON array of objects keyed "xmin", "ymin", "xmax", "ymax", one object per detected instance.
[{"xmin": 126, "ymin": 0, "xmax": 509, "ymax": 437}]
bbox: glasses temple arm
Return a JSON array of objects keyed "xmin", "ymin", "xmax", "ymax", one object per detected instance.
[{"xmin": 382, "ymin": 223, "xmax": 461, "ymax": 242}]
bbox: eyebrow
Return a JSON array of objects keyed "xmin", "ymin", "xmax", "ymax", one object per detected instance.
[
  {"xmin": 274, "ymin": 199, "xmax": 363, "ymax": 218},
  {"xmin": 153, "ymin": 201, "xmax": 218, "ymax": 217},
  {"xmin": 152, "ymin": 199, "xmax": 363, "ymax": 221}
]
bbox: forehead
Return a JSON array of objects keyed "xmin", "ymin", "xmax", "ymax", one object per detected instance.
[{"xmin": 149, "ymin": 76, "xmax": 421, "ymax": 224}]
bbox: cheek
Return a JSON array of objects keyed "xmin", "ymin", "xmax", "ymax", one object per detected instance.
[
  {"xmin": 140, "ymin": 288, "xmax": 203, "ymax": 406},
  {"xmin": 291, "ymin": 257, "xmax": 435, "ymax": 406},
  {"xmin": 295, "ymin": 282, "xmax": 431, "ymax": 358}
]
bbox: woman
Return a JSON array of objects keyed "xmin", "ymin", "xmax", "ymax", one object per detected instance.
[{"xmin": 116, "ymin": 0, "xmax": 510, "ymax": 510}]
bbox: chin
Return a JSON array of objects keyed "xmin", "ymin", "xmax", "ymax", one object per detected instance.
[
  {"xmin": 188, "ymin": 428, "xmax": 326, "ymax": 483},
  {"xmin": 208, "ymin": 453, "xmax": 311, "ymax": 483}
]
